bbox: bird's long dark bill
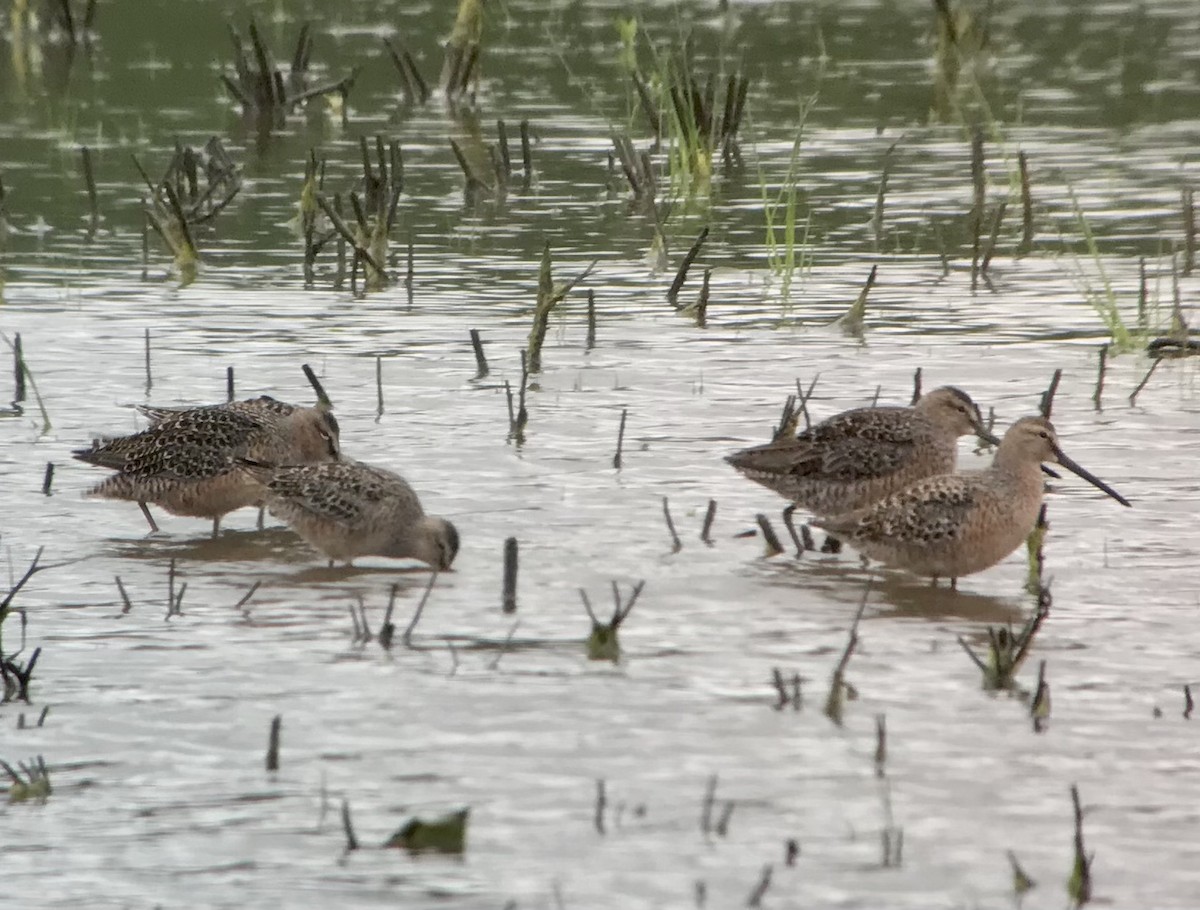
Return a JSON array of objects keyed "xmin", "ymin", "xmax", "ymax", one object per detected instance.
[{"xmin": 1053, "ymin": 445, "xmax": 1132, "ymax": 507}]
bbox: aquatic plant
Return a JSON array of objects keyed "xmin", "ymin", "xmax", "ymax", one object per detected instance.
[
  {"xmin": 759, "ymin": 98, "xmax": 817, "ymax": 294},
  {"xmin": 956, "ymin": 596, "xmax": 1049, "ymax": 692},
  {"xmin": 384, "ymin": 808, "xmax": 469, "ymax": 853},
  {"xmin": 223, "ymin": 17, "xmax": 355, "ymax": 130},
  {"xmin": 441, "ymin": 0, "xmax": 485, "ymax": 101},
  {"xmin": 0, "ymin": 548, "xmax": 46, "ymax": 704},
  {"xmin": 133, "ymin": 139, "xmax": 242, "ymax": 278},
  {"xmin": 1066, "ymin": 186, "xmax": 1136, "ymax": 352},
  {"xmin": 2, "ymin": 755, "xmax": 50, "ymax": 803},
  {"xmin": 578, "ymin": 580, "xmax": 644, "ymax": 663},
  {"xmin": 527, "ymin": 243, "xmax": 596, "ymax": 374}
]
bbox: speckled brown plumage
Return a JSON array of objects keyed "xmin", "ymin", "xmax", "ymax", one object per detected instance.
[
  {"xmin": 726, "ymin": 386, "xmax": 998, "ymax": 515},
  {"xmin": 813, "ymin": 416, "xmax": 1131, "ymax": 586},
  {"xmin": 138, "ymin": 395, "xmax": 326, "ymax": 429},
  {"xmin": 73, "ymin": 399, "xmax": 340, "ymax": 535},
  {"xmin": 239, "ymin": 459, "xmax": 459, "ymax": 569}
]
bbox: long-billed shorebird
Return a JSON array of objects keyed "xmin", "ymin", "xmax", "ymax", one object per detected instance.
[
  {"xmin": 238, "ymin": 459, "xmax": 460, "ymax": 570},
  {"xmin": 73, "ymin": 397, "xmax": 340, "ymax": 537},
  {"xmin": 812, "ymin": 415, "xmax": 1131, "ymax": 588},
  {"xmin": 726, "ymin": 386, "xmax": 1000, "ymax": 516}
]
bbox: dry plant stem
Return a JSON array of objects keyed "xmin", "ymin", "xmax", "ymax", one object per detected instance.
[
  {"xmin": 226, "ymin": 365, "xmax": 235, "ymax": 403},
  {"xmin": 80, "ymin": 146, "xmax": 99, "ymax": 225},
  {"xmin": 980, "ymin": 199, "xmax": 1007, "ymax": 274},
  {"xmin": 234, "ymin": 581, "xmax": 260, "ymax": 611},
  {"xmin": 1130, "ymin": 356, "xmax": 1162, "ymax": 406},
  {"xmin": 700, "ymin": 774, "xmax": 718, "ymax": 835},
  {"xmin": 41, "ymin": 463, "xmax": 54, "ymax": 496},
  {"xmin": 341, "ymin": 800, "xmax": 358, "ymax": 851},
  {"xmin": 12, "ymin": 333, "xmax": 26, "ymax": 402},
  {"xmin": 1069, "ymin": 784, "xmax": 1092, "ymax": 905},
  {"xmin": 266, "ymin": 715, "xmax": 281, "ymax": 771},
  {"xmin": 794, "ymin": 374, "xmax": 820, "ymax": 431},
  {"xmin": 1092, "ymin": 344, "xmax": 1108, "ymax": 410},
  {"xmin": 747, "ymin": 865, "xmax": 773, "ymax": 908},
  {"xmin": 667, "ymin": 227, "xmax": 710, "ymax": 304},
  {"xmin": 1039, "ymin": 368, "xmax": 1062, "ymax": 418},
  {"xmin": 1031, "ymin": 660, "xmax": 1050, "ymax": 732},
  {"xmin": 0, "ymin": 332, "xmax": 50, "ymax": 431},
  {"xmin": 496, "ymin": 120, "xmax": 513, "ymax": 178},
  {"xmin": 488, "ymin": 620, "xmax": 520, "ymax": 670},
  {"xmin": 755, "ymin": 514, "xmax": 784, "ymax": 556},
  {"xmin": 144, "ymin": 328, "xmax": 152, "ymax": 391},
  {"xmin": 375, "ymin": 356, "xmax": 384, "ymax": 416},
  {"xmin": 502, "ymin": 537, "xmax": 518, "ymax": 613},
  {"xmin": 911, "ymin": 366, "xmax": 923, "ymax": 406},
  {"xmin": 515, "ymin": 350, "xmax": 529, "ymax": 433},
  {"xmin": 662, "ymin": 497, "xmax": 682, "ymax": 552},
  {"xmin": 970, "ymin": 127, "xmax": 985, "ymax": 290},
  {"xmin": 1018, "ymin": 151, "xmax": 1034, "ymax": 251},
  {"xmin": 824, "ymin": 579, "xmax": 871, "ymax": 725},
  {"xmin": 594, "ymin": 779, "xmax": 607, "ymax": 834},
  {"xmin": 700, "ymin": 499, "xmax": 717, "ymax": 544},
  {"xmin": 1184, "ymin": 684, "xmax": 1194, "ymax": 719},
  {"xmin": 874, "ymin": 714, "xmax": 887, "ymax": 776},
  {"xmin": 114, "ymin": 576, "xmax": 133, "ymax": 614},
  {"xmin": 586, "ymin": 290, "xmax": 596, "ymax": 350},
  {"xmin": 403, "ymin": 571, "xmax": 439, "ymax": 646},
  {"xmin": 612, "ymin": 408, "xmax": 627, "ymax": 469},
  {"xmin": 469, "ymin": 329, "xmax": 489, "ymax": 378},
  {"xmin": 519, "ymin": 120, "xmax": 533, "ymax": 186},
  {"xmin": 1183, "ymin": 185, "xmax": 1196, "ymax": 275},
  {"xmin": 315, "ymin": 194, "xmax": 389, "ymax": 280},
  {"xmin": 696, "ymin": 268, "xmax": 711, "ymax": 327},
  {"xmin": 872, "ymin": 142, "xmax": 897, "ymax": 250}
]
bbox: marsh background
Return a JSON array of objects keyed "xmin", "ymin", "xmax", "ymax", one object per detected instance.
[{"xmin": 1, "ymin": 0, "xmax": 1199, "ymax": 907}]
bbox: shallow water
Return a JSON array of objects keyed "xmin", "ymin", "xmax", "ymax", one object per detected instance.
[{"xmin": 2, "ymin": 1, "xmax": 1200, "ymax": 907}]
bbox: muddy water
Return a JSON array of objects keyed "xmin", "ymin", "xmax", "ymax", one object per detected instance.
[{"xmin": 2, "ymin": 1, "xmax": 1200, "ymax": 908}]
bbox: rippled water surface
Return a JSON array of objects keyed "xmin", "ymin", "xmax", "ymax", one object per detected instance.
[{"xmin": 3, "ymin": 1, "xmax": 1200, "ymax": 907}]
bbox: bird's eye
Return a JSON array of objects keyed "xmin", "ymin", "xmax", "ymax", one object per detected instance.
[{"xmin": 1038, "ymin": 431, "xmax": 1050, "ymax": 439}]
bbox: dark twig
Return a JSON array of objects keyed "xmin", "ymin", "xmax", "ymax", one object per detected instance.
[
  {"xmin": 502, "ymin": 537, "xmax": 518, "ymax": 613},
  {"xmin": 1039, "ymin": 368, "xmax": 1062, "ymax": 419},
  {"xmin": 746, "ymin": 865, "xmax": 773, "ymax": 908},
  {"xmin": 662, "ymin": 497, "xmax": 682, "ymax": 553},
  {"xmin": 594, "ymin": 779, "xmax": 607, "ymax": 835},
  {"xmin": 700, "ymin": 499, "xmax": 717, "ymax": 545},
  {"xmin": 469, "ymin": 329, "xmax": 489, "ymax": 379},
  {"xmin": 1092, "ymin": 344, "xmax": 1108, "ymax": 410},
  {"xmin": 1018, "ymin": 151, "xmax": 1034, "ymax": 253},
  {"xmin": 114, "ymin": 576, "xmax": 133, "ymax": 614},
  {"xmin": 612, "ymin": 408, "xmax": 627, "ymax": 469},
  {"xmin": 342, "ymin": 799, "xmax": 359, "ymax": 852},
  {"xmin": 755, "ymin": 514, "xmax": 784, "ymax": 557},
  {"xmin": 667, "ymin": 227, "xmax": 709, "ymax": 305},
  {"xmin": 266, "ymin": 715, "xmax": 281, "ymax": 771}
]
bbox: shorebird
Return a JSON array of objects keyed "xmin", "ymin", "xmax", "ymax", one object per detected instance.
[
  {"xmin": 812, "ymin": 415, "xmax": 1130, "ymax": 588},
  {"xmin": 238, "ymin": 459, "xmax": 459, "ymax": 570},
  {"xmin": 726, "ymin": 386, "xmax": 1000, "ymax": 516},
  {"xmin": 136, "ymin": 395, "xmax": 320, "ymax": 427},
  {"xmin": 73, "ymin": 398, "xmax": 340, "ymax": 537}
]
